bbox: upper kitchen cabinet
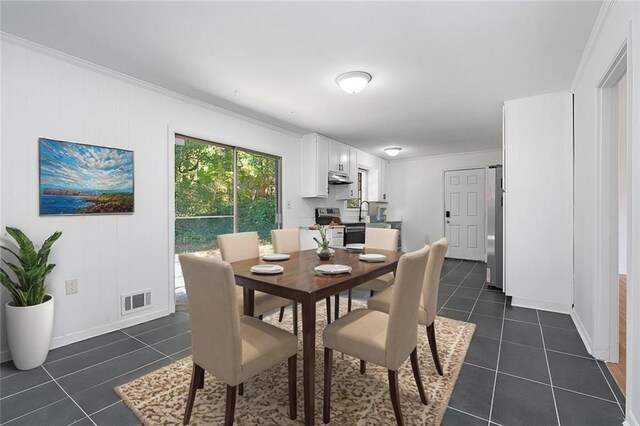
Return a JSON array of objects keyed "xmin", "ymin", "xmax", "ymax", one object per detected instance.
[
  {"xmin": 300, "ymin": 133, "xmax": 329, "ymax": 198},
  {"xmin": 335, "ymin": 148, "xmax": 358, "ymax": 200},
  {"xmin": 328, "ymin": 138, "xmax": 350, "ymax": 174},
  {"xmin": 367, "ymin": 157, "xmax": 388, "ymax": 202}
]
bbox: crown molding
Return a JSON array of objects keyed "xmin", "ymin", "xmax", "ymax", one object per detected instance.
[
  {"xmin": 1, "ymin": 32, "xmax": 305, "ymax": 139},
  {"xmin": 388, "ymin": 147, "xmax": 502, "ymax": 164},
  {"xmin": 571, "ymin": 0, "xmax": 618, "ymax": 91}
]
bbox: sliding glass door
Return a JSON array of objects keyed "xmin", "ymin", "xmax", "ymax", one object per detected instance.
[{"xmin": 174, "ymin": 135, "xmax": 281, "ymax": 256}]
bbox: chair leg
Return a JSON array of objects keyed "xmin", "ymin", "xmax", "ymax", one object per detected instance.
[
  {"xmin": 347, "ymin": 289, "xmax": 353, "ymax": 312},
  {"xmin": 427, "ymin": 323, "xmax": 444, "ymax": 376},
  {"xmin": 410, "ymin": 347, "xmax": 428, "ymax": 405},
  {"xmin": 183, "ymin": 363, "xmax": 204, "ymax": 425},
  {"xmin": 225, "ymin": 384, "xmax": 237, "ymax": 426},
  {"xmin": 370, "ymin": 289, "xmax": 375, "ymax": 298},
  {"xmin": 360, "ymin": 360, "xmax": 366, "ymax": 374},
  {"xmin": 388, "ymin": 370, "xmax": 404, "ymax": 426},
  {"xmin": 196, "ymin": 366, "xmax": 205, "ymax": 389},
  {"xmin": 326, "ymin": 298, "xmax": 332, "ymax": 324},
  {"xmin": 323, "ymin": 348, "xmax": 333, "ymax": 424},
  {"xmin": 334, "ymin": 293, "xmax": 340, "ymax": 321},
  {"xmin": 258, "ymin": 315, "xmax": 263, "ymax": 320},
  {"xmin": 279, "ymin": 306, "xmax": 285, "ymax": 322},
  {"xmin": 292, "ymin": 302, "xmax": 298, "ymax": 336},
  {"xmin": 288, "ymin": 355, "xmax": 297, "ymax": 420},
  {"xmin": 238, "ymin": 383, "xmax": 244, "ymax": 396}
]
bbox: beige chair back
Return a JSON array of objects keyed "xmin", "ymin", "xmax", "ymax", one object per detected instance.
[
  {"xmin": 385, "ymin": 245, "xmax": 430, "ymax": 370},
  {"xmin": 271, "ymin": 228, "xmax": 300, "ymax": 253},
  {"xmin": 422, "ymin": 238, "xmax": 449, "ymax": 326},
  {"xmin": 218, "ymin": 232, "xmax": 259, "ymax": 263},
  {"xmin": 365, "ymin": 228, "xmax": 399, "ymax": 251},
  {"xmin": 179, "ymin": 254, "xmax": 242, "ymax": 386}
]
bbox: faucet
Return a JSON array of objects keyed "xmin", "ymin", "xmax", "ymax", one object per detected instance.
[{"xmin": 358, "ymin": 201, "xmax": 370, "ymax": 222}]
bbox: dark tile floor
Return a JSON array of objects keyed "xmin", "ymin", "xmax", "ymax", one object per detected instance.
[{"xmin": 0, "ymin": 259, "xmax": 626, "ymax": 425}]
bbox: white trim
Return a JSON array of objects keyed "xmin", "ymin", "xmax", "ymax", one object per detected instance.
[
  {"xmin": 571, "ymin": 307, "xmax": 595, "ymax": 357},
  {"xmin": 571, "ymin": 0, "xmax": 618, "ymax": 91},
  {"xmin": 0, "ymin": 33, "xmax": 305, "ymax": 139},
  {"xmin": 390, "ymin": 148, "xmax": 501, "ymax": 164},
  {"xmin": 510, "ymin": 296, "xmax": 571, "ymax": 315},
  {"xmin": 0, "ymin": 308, "xmax": 171, "ymax": 363},
  {"xmin": 167, "ymin": 127, "xmax": 176, "ymax": 315},
  {"xmin": 625, "ymin": 410, "xmax": 639, "ymax": 426}
]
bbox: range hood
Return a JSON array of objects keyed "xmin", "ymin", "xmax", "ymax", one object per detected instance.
[{"xmin": 328, "ymin": 172, "xmax": 353, "ymax": 185}]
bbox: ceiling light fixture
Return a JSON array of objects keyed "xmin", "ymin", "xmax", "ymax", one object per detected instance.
[
  {"xmin": 335, "ymin": 71, "xmax": 372, "ymax": 94},
  {"xmin": 384, "ymin": 147, "xmax": 402, "ymax": 157}
]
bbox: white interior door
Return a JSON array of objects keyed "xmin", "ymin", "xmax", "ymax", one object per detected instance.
[{"xmin": 444, "ymin": 168, "xmax": 486, "ymax": 261}]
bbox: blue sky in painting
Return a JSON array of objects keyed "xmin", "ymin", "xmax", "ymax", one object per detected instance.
[{"xmin": 39, "ymin": 138, "xmax": 133, "ymax": 193}]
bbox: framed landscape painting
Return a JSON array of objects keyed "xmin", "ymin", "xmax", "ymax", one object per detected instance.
[{"xmin": 39, "ymin": 138, "xmax": 134, "ymax": 215}]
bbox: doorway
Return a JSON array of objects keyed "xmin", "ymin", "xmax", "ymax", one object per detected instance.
[
  {"xmin": 173, "ymin": 135, "xmax": 282, "ymax": 309},
  {"xmin": 443, "ymin": 168, "xmax": 486, "ymax": 261},
  {"xmin": 605, "ymin": 72, "xmax": 628, "ymax": 393}
]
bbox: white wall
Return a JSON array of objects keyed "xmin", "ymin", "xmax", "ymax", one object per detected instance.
[
  {"xmin": 571, "ymin": 1, "xmax": 639, "ymax": 424},
  {"xmin": 385, "ymin": 150, "xmax": 502, "ymax": 252},
  {"xmin": 503, "ymin": 91, "xmax": 574, "ymax": 314},
  {"xmin": 618, "ymin": 74, "xmax": 628, "ymax": 275},
  {"xmin": 0, "ymin": 38, "xmax": 314, "ymax": 360}
]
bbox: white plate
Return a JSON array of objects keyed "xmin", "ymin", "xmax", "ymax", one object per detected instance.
[
  {"xmin": 250, "ymin": 264, "xmax": 284, "ymax": 274},
  {"xmin": 314, "ymin": 264, "xmax": 352, "ymax": 275},
  {"xmin": 261, "ymin": 253, "xmax": 291, "ymax": 261},
  {"xmin": 345, "ymin": 243, "xmax": 365, "ymax": 252},
  {"xmin": 359, "ymin": 253, "xmax": 387, "ymax": 262}
]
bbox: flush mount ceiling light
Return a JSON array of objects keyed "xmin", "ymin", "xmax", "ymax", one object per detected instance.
[
  {"xmin": 384, "ymin": 147, "xmax": 403, "ymax": 157},
  {"xmin": 335, "ymin": 71, "xmax": 372, "ymax": 94}
]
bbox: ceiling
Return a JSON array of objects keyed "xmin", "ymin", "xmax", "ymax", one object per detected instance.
[{"xmin": 1, "ymin": 1, "xmax": 601, "ymax": 159}]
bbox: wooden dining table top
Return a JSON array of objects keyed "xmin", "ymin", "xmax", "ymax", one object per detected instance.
[{"xmin": 231, "ymin": 248, "xmax": 403, "ymax": 302}]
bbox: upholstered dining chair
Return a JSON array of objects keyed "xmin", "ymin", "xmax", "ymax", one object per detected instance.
[
  {"xmin": 346, "ymin": 227, "xmax": 400, "ymax": 312},
  {"xmin": 271, "ymin": 228, "xmax": 334, "ymax": 330},
  {"xmin": 218, "ymin": 232, "xmax": 291, "ymax": 323},
  {"xmin": 322, "ymin": 245, "xmax": 430, "ymax": 425},
  {"xmin": 179, "ymin": 254, "xmax": 298, "ymax": 425},
  {"xmin": 368, "ymin": 238, "xmax": 449, "ymax": 376}
]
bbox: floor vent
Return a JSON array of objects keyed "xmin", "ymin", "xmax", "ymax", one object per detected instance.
[{"xmin": 121, "ymin": 290, "xmax": 152, "ymax": 315}]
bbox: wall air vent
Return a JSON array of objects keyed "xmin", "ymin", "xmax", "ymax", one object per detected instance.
[{"xmin": 121, "ymin": 290, "xmax": 152, "ymax": 315}]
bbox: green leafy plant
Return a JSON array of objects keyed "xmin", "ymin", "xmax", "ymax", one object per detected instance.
[{"xmin": 0, "ymin": 227, "xmax": 62, "ymax": 307}]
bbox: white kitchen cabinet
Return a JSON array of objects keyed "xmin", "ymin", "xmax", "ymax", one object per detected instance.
[
  {"xmin": 328, "ymin": 139, "xmax": 350, "ymax": 174},
  {"xmin": 368, "ymin": 157, "xmax": 388, "ymax": 202},
  {"xmin": 335, "ymin": 148, "xmax": 358, "ymax": 200},
  {"xmin": 300, "ymin": 133, "xmax": 329, "ymax": 198}
]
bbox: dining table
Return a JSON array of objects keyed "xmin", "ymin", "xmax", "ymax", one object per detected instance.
[{"xmin": 231, "ymin": 247, "xmax": 403, "ymax": 425}]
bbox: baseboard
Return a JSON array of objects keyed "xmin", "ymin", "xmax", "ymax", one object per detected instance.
[
  {"xmin": 0, "ymin": 308, "xmax": 171, "ymax": 363},
  {"xmin": 624, "ymin": 410, "xmax": 638, "ymax": 426},
  {"xmin": 571, "ymin": 307, "xmax": 594, "ymax": 356},
  {"xmin": 510, "ymin": 296, "xmax": 571, "ymax": 314}
]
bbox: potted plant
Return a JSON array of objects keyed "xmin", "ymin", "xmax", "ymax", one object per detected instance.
[
  {"xmin": 311, "ymin": 224, "xmax": 332, "ymax": 260},
  {"xmin": 1, "ymin": 227, "xmax": 62, "ymax": 370}
]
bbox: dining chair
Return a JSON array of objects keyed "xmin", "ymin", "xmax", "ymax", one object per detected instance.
[
  {"xmin": 218, "ymin": 232, "xmax": 291, "ymax": 323},
  {"xmin": 368, "ymin": 238, "xmax": 449, "ymax": 376},
  {"xmin": 271, "ymin": 228, "xmax": 334, "ymax": 329},
  {"xmin": 346, "ymin": 227, "xmax": 400, "ymax": 312},
  {"xmin": 322, "ymin": 245, "xmax": 430, "ymax": 425},
  {"xmin": 179, "ymin": 254, "xmax": 297, "ymax": 425}
]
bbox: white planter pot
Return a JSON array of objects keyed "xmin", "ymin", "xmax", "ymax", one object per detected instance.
[{"xmin": 6, "ymin": 295, "xmax": 54, "ymax": 370}]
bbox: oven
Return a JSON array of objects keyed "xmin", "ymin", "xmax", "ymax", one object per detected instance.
[{"xmin": 343, "ymin": 222, "xmax": 366, "ymax": 246}]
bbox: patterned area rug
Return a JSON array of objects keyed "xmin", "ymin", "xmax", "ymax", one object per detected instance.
[{"xmin": 116, "ymin": 300, "xmax": 475, "ymax": 425}]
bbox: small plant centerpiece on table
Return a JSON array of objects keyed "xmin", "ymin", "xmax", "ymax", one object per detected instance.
[
  {"xmin": 0, "ymin": 227, "xmax": 62, "ymax": 370},
  {"xmin": 310, "ymin": 224, "xmax": 332, "ymax": 260}
]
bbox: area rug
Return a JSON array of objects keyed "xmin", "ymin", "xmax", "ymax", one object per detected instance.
[{"xmin": 116, "ymin": 300, "xmax": 475, "ymax": 425}]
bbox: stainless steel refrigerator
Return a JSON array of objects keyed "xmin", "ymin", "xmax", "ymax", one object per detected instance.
[{"xmin": 486, "ymin": 165, "xmax": 504, "ymax": 289}]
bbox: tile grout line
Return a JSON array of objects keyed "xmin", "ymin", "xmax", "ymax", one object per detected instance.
[
  {"xmin": 86, "ymin": 399, "xmax": 123, "ymax": 417},
  {"xmin": 446, "ymin": 405, "xmax": 494, "ymax": 424},
  {"xmin": 119, "ymin": 330, "xmax": 172, "ymax": 360},
  {"xmin": 437, "ymin": 262, "xmax": 477, "ymax": 315},
  {"xmin": 536, "ymin": 310, "xmax": 561, "ymax": 426},
  {"xmin": 553, "ymin": 384, "xmax": 622, "ymax": 405},
  {"xmin": 486, "ymin": 290, "xmax": 507, "ymax": 425},
  {"xmin": 465, "ymin": 263, "xmax": 486, "ymax": 322},
  {"xmin": 594, "ymin": 358, "xmax": 625, "ymax": 415},
  {"xmin": 0, "ymin": 395, "xmax": 69, "ymax": 425},
  {"xmin": 43, "ymin": 335, "xmax": 133, "ymax": 366},
  {"xmin": 41, "ymin": 365, "xmax": 98, "ymax": 426},
  {"xmin": 53, "ymin": 346, "xmax": 151, "ymax": 380},
  {"xmin": 0, "ymin": 376, "xmax": 54, "ymax": 401}
]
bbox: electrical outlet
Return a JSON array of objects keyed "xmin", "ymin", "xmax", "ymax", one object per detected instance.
[
  {"xmin": 287, "ymin": 200, "xmax": 292, "ymax": 209},
  {"xmin": 65, "ymin": 279, "xmax": 79, "ymax": 295}
]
